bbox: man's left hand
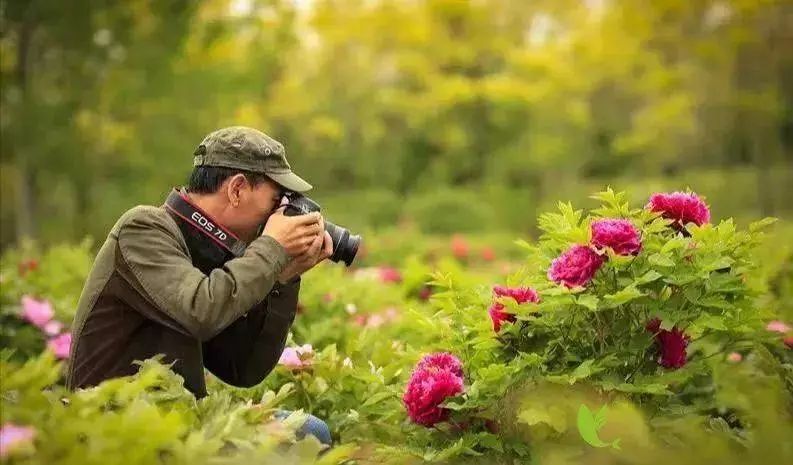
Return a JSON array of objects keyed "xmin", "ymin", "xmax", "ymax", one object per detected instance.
[{"xmin": 277, "ymin": 216, "xmax": 333, "ymax": 284}]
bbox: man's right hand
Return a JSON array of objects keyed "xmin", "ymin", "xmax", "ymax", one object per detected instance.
[{"xmin": 262, "ymin": 207, "xmax": 323, "ymax": 257}]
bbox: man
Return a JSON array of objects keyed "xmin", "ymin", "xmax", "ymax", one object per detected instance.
[{"xmin": 66, "ymin": 126, "xmax": 333, "ymax": 444}]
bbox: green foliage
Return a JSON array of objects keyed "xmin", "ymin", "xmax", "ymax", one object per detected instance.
[{"xmin": 0, "ymin": 353, "xmax": 353, "ymax": 464}]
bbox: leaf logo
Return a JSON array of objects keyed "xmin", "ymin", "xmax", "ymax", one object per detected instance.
[{"xmin": 577, "ymin": 404, "xmax": 621, "ymax": 450}]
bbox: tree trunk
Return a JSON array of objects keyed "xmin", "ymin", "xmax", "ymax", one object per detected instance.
[{"xmin": 13, "ymin": 9, "xmax": 37, "ymax": 242}]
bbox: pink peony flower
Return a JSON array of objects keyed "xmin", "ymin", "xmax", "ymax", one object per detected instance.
[
  {"xmin": 766, "ymin": 320, "xmax": 791, "ymax": 334},
  {"xmin": 20, "ymin": 295, "xmax": 54, "ymax": 329},
  {"xmin": 43, "ymin": 320, "xmax": 63, "ymax": 336},
  {"xmin": 403, "ymin": 366, "xmax": 464, "ymax": 426},
  {"xmin": 379, "ymin": 266, "xmax": 402, "ymax": 284},
  {"xmin": 488, "ymin": 302, "xmax": 516, "ymax": 333},
  {"xmin": 547, "ymin": 245, "xmax": 604, "ymax": 288},
  {"xmin": 278, "ymin": 348, "xmax": 304, "ymax": 369},
  {"xmin": 295, "ymin": 344, "xmax": 313, "ymax": 356},
  {"xmin": 383, "ymin": 307, "xmax": 400, "ymax": 321},
  {"xmin": 0, "ymin": 423, "xmax": 36, "ymax": 458},
  {"xmin": 451, "ymin": 235, "xmax": 469, "ymax": 259},
  {"xmin": 278, "ymin": 344, "xmax": 314, "ymax": 369},
  {"xmin": 415, "ymin": 352, "xmax": 464, "ymax": 378},
  {"xmin": 366, "ymin": 313, "xmax": 386, "ymax": 328},
  {"xmin": 47, "ymin": 333, "xmax": 71, "ymax": 359},
  {"xmin": 647, "ymin": 192, "xmax": 711, "ymax": 231},
  {"xmin": 727, "ymin": 352, "xmax": 742, "ymax": 363},
  {"xmin": 646, "ymin": 319, "xmax": 690, "ymax": 369},
  {"xmin": 590, "ymin": 219, "xmax": 642, "ymax": 256}
]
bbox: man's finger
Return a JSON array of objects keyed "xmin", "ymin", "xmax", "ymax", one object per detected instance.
[
  {"xmin": 292, "ymin": 212, "xmax": 321, "ymax": 226},
  {"xmin": 299, "ymin": 223, "xmax": 322, "ymax": 236},
  {"xmin": 322, "ymin": 231, "xmax": 333, "ymax": 258},
  {"xmin": 307, "ymin": 230, "xmax": 323, "ymax": 255}
]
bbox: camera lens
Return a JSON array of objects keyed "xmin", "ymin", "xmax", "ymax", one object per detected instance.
[
  {"xmin": 325, "ymin": 222, "xmax": 361, "ymax": 267},
  {"xmin": 282, "ymin": 194, "xmax": 361, "ymax": 266}
]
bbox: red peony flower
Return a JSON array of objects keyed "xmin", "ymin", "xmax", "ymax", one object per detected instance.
[
  {"xmin": 480, "ymin": 247, "xmax": 496, "ymax": 262},
  {"xmin": 646, "ymin": 318, "xmax": 690, "ymax": 369},
  {"xmin": 784, "ymin": 336, "xmax": 793, "ymax": 350},
  {"xmin": 416, "ymin": 352, "xmax": 464, "ymax": 378},
  {"xmin": 403, "ymin": 364, "xmax": 464, "ymax": 427},
  {"xmin": 488, "ymin": 302, "xmax": 515, "ymax": 333},
  {"xmin": 451, "ymin": 234, "xmax": 470, "ymax": 260},
  {"xmin": 489, "ymin": 286, "xmax": 540, "ymax": 332},
  {"xmin": 17, "ymin": 259, "xmax": 38, "ymax": 276},
  {"xmin": 494, "ymin": 285, "xmax": 540, "ymax": 305},
  {"xmin": 647, "ymin": 192, "xmax": 711, "ymax": 231},
  {"xmin": 418, "ymin": 285, "xmax": 433, "ymax": 301},
  {"xmin": 590, "ymin": 219, "xmax": 642, "ymax": 256},
  {"xmin": 547, "ymin": 245, "xmax": 604, "ymax": 288}
]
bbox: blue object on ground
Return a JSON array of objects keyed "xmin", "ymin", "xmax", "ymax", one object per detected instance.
[{"xmin": 274, "ymin": 409, "xmax": 333, "ymax": 446}]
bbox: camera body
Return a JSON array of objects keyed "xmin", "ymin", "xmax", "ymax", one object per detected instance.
[{"xmin": 282, "ymin": 192, "xmax": 361, "ymax": 267}]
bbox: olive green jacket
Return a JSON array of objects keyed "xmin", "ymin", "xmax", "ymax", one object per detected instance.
[{"xmin": 66, "ymin": 203, "xmax": 297, "ymax": 398}]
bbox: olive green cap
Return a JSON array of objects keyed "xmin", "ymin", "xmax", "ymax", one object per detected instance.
[{"xmin": 193, "ymin": 126, "xmax": 312, "ymax": 193}]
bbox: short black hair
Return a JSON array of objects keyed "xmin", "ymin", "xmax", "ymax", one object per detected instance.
[{"xmin": 186, "ymin": 166, "xmax": 270, "ymax": 194}]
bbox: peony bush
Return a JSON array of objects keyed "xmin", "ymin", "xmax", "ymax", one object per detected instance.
[{"xmin": 1, "ymin": 188, "xmax": 792, "ymax": 465}]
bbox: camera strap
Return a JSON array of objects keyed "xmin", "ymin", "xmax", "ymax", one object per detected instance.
[{"xmin": 164, "ymin": 188, "xmax": 247, "ymax": 258}]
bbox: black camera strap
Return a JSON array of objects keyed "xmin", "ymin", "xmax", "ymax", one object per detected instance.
[{"xmin": 164, "ymin": 188, "xmax": 247, "ymax": 258}]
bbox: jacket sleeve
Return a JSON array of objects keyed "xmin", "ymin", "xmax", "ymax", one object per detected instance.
[
  {"xmin": 116, "ymin": 209, "xmax": 291, "ymax": 341},
  {"xmin": 202, "ymin": 278, "xmax": 299, "ymax": 387}
]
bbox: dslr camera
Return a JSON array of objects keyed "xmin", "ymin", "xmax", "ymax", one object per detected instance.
[{"xmin": 282, "ymin": 192, "xmax": 361, "ymax": 267}]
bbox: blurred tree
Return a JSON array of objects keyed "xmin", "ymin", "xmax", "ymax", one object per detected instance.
[
  {"xmin": 0, "ymin": 0, "xmax": 196, "ymax": 243},
  {"xmin": 0, "ymin": 0, "xmax": 790, "ymax": 247}
]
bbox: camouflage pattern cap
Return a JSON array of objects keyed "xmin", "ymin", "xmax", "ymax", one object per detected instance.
[{"xmin": 193, "ymin": 126, "xmax": 312, "ymax": 193}]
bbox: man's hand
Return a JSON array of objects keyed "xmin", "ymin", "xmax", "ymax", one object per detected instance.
[
  {"xmin": 262, "ymin": 207, "xmax": 323, "ymax": 257},
  {"xmin": 277, "ymin": 219, "xmax": 333, "ymax": 283}
]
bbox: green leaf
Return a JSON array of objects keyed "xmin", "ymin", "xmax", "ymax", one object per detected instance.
[
  {"xmin": 661, "ymin": 237, "xmax": 687, "ymax": 254},
  {"xmin": 648, "ymin": 253, "xmax": 675, "ymax": 267},
  {"xmin": 362, "ymin": 390, "xmax": 393, "ymax": 407},
  {"xmin": 596, "ymin": 381, "xmax": 672, "ymax": 395},
  {"xmin": 636, "ymin": 270, "xmax": 663, "ymax": 285},
  {"xmin": 603, "ymin": 286, "xmax": 645, "ymax": 308},
  {"xmin": 576, "ymin": 294, "xmax": 600, "ymax": 311},
  {"xmin": 749, "ymin": 217, "xmax": 777, "ymax": 232},
  {"xmin": 697, "ymin": 295, "xmax": 732, "ymax": 309},
  {"xmin": 692, "ymin": 314, "xmax": 727, "ymax": 330},
  {"xmin": 517, "ymin": 405, "xmax": 568, "ymax": 432},
  {"xmin": 572, "ymin": 359, "xmax": 598, "ymax": 379},
  {"xmin": 701, "ymin": 257, "xmax": 734, "ymax": 272}
]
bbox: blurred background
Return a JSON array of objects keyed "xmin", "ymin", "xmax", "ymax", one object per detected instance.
[{"xmin": 1, "ymin": 0, "xmax": 791, "ymax": 251}]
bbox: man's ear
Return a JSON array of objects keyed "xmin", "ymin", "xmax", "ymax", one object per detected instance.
[{"xmin": 226, "ymin": 174, "xmax": 248, "ymax": 207}]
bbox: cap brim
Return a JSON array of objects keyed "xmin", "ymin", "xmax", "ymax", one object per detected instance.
[{"xmin": 267, "ymin": 171, "xmax": 313, "ymax": 193}]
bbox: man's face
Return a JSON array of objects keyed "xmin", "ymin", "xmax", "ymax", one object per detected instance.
[{"xmin": 225, "ymin": 175, "xmax": 284, "ymax": 241}]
